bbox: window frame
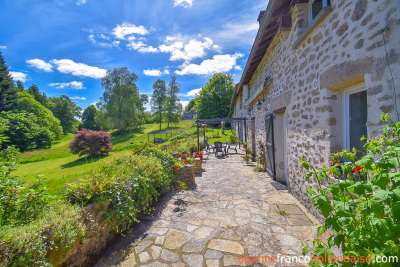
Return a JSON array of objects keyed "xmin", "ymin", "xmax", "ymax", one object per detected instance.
[
  {"xmin": 308, "ymin": 0, "xmax": 330, "ymax": 24},
  {"xmin": 342, "ymin": 84, "xmax": 367, "ymax": 151}
]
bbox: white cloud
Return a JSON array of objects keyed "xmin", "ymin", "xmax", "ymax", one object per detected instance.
[
  {"xmin": 173, "ymin": 0, "xmax": 193, "ymax": 8},
  {"xmin": 26, "ymin": 58, "xmax": 53, "ymax": 72},
  {"xmin": 49, "ymin": 81, "xmax": 85, "ymax": 89},
  {"xmin": 89, "ymin": 34, "xmax": 119, "ymax": 48},
  {"xmin": 175, "ymin": 53, "xmax": 244, "ymax": 75},
  {"xmin": 234, "ymin": 65, "xmax": 242, "ymax": 70},
  {"xmin": 159, "ymin": 37, "xmax": 219, "ymax": 63},
  {"xmin": 112, "ymin": 23, "xmax": 149, "ymax": 40},
  {"xmin": 51, "ymin": 59, "xmax": 106, "ymax": 79},
  {"xmin": 0, "ymin": 46, "xmax": 6, "ymax": 49},
  {"xmin": 143, "ymin": 69, "xmax": 170, "ymax": 77},
  {"xmin": 127, "ymin": 41, "xmax": 158, "ymax": 53},
  {"xmin": 185, "ymin": 88, "xmax": 201, "ymax": 97},
  {"xmin": 180, "ymin": 100, "xmax": 190, "ymax": 109},
  {"xmin": 9, "ymin": 71, "xmax": 28, "ymax": 82},
  {"xmin": 76, "ymin": 0, "xmax": 87, "ymax": 5},
  {"xmin": 70, "ymin": 96, "xmax": 86, "ymax": 100},
  {"xmin": 214, "ymin": 21, "xmax": 259, "ymax": 46}
]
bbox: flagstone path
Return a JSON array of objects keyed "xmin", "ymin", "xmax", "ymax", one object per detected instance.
[{"xmin": 95, "ymin": 152, "xmax": 320, "ymax": 267}]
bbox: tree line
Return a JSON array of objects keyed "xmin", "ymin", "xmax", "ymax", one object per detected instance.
[
  {"xmin": 151, "ymin": 76, "xmax": 182, "ymax": 131},
  {"xmin": 181, "ymin": 73, "xmax": 235, "ymax": 120},
  {"xmin": 0, "ymin": 52, "xmax": 184, "ymax": 152}
]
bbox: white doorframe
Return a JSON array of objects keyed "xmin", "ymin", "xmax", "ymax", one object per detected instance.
[{"xmin": 342, "ymin": 84, "xmax": 367, "ymax": 151}]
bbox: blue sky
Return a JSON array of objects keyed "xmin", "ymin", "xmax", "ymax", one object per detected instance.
[{"xmin": 0, "ymin": 0, "xmax": 265, "ymax": 110}]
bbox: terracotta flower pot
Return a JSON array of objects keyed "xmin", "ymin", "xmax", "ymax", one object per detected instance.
[
  {"xmin": 243, "ymin": 144, "xmax": 247, "ymax": 149},
  {"xmin": 177, "ymin": 185, "xmax": 183, "ymax": 192},
  {"xmin": 172, "ymin": 165, "xmax": 180, "ymax": 174},
  {"xmin": 181, "ymin": 152, "xmax": 188, "ymax": 159}
]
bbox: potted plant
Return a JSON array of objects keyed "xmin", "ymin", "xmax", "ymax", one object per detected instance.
[
  {"xmin": 172, "ymin": 164, "xmax": 180, "ymax": 174},
  {"xmin": 246, "ymin": 147, "xmax": 251, "ymax": 155},
  {"xmin": 177, "ymin": 181, "xmax": 188, "ymax": 192},
  {"xmin": 243, "ymin": 142, "xmax": 248, "ymax": 149},
  {"xmin": 181, "ymin": 151, "xmax": 188, "ymax": 159},
  {"xmin": 242, "ymin": 154, "xmax": 249, "ymax": 162}
]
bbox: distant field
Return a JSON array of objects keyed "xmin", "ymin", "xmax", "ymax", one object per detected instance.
[{"xmin": 15, "ymin": 121, "xmax": 195, "ymax": 195}]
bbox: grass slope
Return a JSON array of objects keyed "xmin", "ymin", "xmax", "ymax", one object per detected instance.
[{"xmin": 14, "ymin": 121, "xmax": 194, "ymax": 195}]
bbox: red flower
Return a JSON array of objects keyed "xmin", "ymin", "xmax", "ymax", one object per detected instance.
[
  {"xmin": 353, "ymin": 166, "xmax": 364, "ymax": 173},
  {"xmin": 182, "ymin": 159, "xmax": 188, "ymax": 165}
]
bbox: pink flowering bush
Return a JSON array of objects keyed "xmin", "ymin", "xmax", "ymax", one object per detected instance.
[{"xmin": 69, "ymin": 129, "xmax": 113, "ymax": 157}]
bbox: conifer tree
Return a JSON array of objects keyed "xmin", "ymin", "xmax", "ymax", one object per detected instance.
[{"xmin": 0, "ymin": 52, "xmax": 17, "ymax": 111}]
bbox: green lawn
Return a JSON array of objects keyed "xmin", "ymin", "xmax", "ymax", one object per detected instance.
[{"xmin": 15, "ymin": 121, "xmax": 194, "ymax": 195}]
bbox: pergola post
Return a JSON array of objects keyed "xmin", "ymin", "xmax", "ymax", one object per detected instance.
[
  {"xmin": 197, "ymin": 120, "xmax": 200, "ymax": 152},
  {"xmin": 244, "ymin": 119, "xmax": 247, "ymax": 143},
  {"xmin": 203, "ymin": 126, "xmax": 206, "ymax": 144}
]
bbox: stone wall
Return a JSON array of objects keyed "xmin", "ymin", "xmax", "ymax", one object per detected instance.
[{"xmin": 233, "ymin": 0, "xmax": 400, "ymax": 218}]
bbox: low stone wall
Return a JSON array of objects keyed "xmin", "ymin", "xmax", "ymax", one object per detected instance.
[
  {"xmin": 177, "ymin": 164, "xmax": 195, "ymax": 184},
  {"xmin": 61, "ymin": 203, "xmax": 119, "ymax": 267}
]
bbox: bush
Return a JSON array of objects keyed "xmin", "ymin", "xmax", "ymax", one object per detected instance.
[
  {"xmin": 301, "ymin": 114, "xmax": 400, "ymax": 265},
  {"xmin": 0, "ymin": 129, "xmax": 48, "ymax": 226},
  {"xmin": 170, "ymin": 130, "xmax": 189, "ymax": 141},
  {"xmin": 0, "ymin": 201, "xmax": 86, "ymax": 266},
  {"xmin": 69, "ymin": 129, "xmax": 113, "ymax": 157},
  {"xmin": 141, "ymin": 147, "xmax": 176, "ymax": 193},
  {"xmin": 0, "ymin": 112, "xmax": 55, "ymax": 151},
  {"xmin": 66, "ymin": 154, "xmax": 174, "ymax": 231},
  {"xmin": 15, "ymin": 91, "xmax": 63, "ymax": 141}
]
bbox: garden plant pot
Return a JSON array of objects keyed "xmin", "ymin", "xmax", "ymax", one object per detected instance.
[
  {"xmin": 172, "ymin": 165, "xmax": 180, "ymax": 174},
  {"xmin": 181, "ymin": 152, "xmax": 188, "ymax": 159},
  {"xmin": 177, "ymin": 185, "xmax": 183, "ymax": 192},
  {"xmin": 243, "ymin": 144, "xmax": 247, "ymax": 149}
]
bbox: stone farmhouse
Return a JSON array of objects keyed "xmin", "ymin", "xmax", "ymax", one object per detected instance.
[
  {"xmin": 182, "ymin": 109, "xmax": 197, "ymax": 120},
  {"xmin": 230, "ymin": 0, "xmax": 400, "ymax": 216}
]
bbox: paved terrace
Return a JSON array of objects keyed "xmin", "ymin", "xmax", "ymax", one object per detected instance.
[{"xmin": 95, "ymin": 152, "xmax": 320, "ymax": 267}]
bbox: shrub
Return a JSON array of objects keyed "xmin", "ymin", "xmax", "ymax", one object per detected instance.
[
  {"xmin": 0, "ymin": 201, "xmax": 86, "ymax": 266},
  {"xmin": 0, "ymin": 128, "xmax": 48, "ymax": 226},
  {"xmin": 301, "ymin": 114, "xmax": 400, "ymax": 265},
  {"xmin": 66, "ymin": 154, "xmax": 173, "ymax": 231},
  {"xmin": 69, "ymin": 129, "xmax": 113, "ymax": 157},
  {"xmin": 229, "ymin": 130, "xmax": 238, "ymax": 143},
  {"xmin": 141, "ymin": 147, "xmax": 175, "ymax": 193},
  {"xmin": 0, "ymin": 112, "xmax": 55, "ymax": 151},
  {"xmin": 170, "ymin": 130, "xmax": 189, "ymax": 141}
]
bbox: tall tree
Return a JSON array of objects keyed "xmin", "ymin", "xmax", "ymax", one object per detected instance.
[
  {"xmin": 165, "ymin": 76, "xmax": 181, "ymax": 128},
  {"xmin": 184, "ymin": 98, "xmax": 196, "ymax": 113},
  {"xmin": 82, "ymin": 104, "xmax": 99, "ymax": 130},
  {"xmin": 16, "ymin": 81, "xmax": 25, "ymax": 91},
  {"xmin": 100, "ymin": 67, "xmax": 141, "ymax": 134},
  {"xmin": 14, "ymin": 91, "xmax": 63, "ymax": 144},
  {"xmin": 27, "ymin": 84, "xmax": 47, "ymax": 106},
  {"xmin": 196, "ymin": 73, "xmax": 234, "ymax": 119},
  {"xmin": 48, "ymin": 95, "xmax": 82, "ymax": 134},
  {"xmin": 0, "ymin": 52, "xmax": 17, "ymax": 112},
  {"xmin": 151, "ymin": 79, "xmax": 167, "ymax": 131}
]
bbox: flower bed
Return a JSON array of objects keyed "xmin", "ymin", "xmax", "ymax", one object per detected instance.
[{"xmin": 0, "ymin": 147, "xmax": 177, "ymax": 266}]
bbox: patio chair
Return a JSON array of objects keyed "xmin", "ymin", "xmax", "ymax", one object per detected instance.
[{"xmin": 214, "ymin": 141, "xmax": 224, "ymax": 157}]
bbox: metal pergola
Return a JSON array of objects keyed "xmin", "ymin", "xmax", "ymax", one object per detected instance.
[{"xmin": 196, "ymin": 118, "xmax": 247, "ymax": 152}]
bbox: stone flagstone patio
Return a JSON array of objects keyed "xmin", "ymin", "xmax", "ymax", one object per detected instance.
[{"xmin": 95, "ymin": 152, "xmax": 320, "ymax": 267}]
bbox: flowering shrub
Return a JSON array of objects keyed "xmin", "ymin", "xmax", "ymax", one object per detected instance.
[
  {"xmin": 301, "ymin": 114, "xmax": 400, "ymax": 265},
  {"xmin": 193, "ymin": 151, "xmax": 203, "ymax": 160},
  {"xmin": 69, "ymin": 129, "xmax": 113, "ymax": 157},
  {"xmin": 66, "ymin": 153, "xmax": 175, "ymax": 232}
]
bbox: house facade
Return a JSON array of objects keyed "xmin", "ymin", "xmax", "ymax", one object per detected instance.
[
  {"xmin": 182, "ymin": 109, "xmax": 197, "ymax": 120},
  {"xmin": 231, "ymin": 0, "xmax": 400, "ymax": 216}
]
